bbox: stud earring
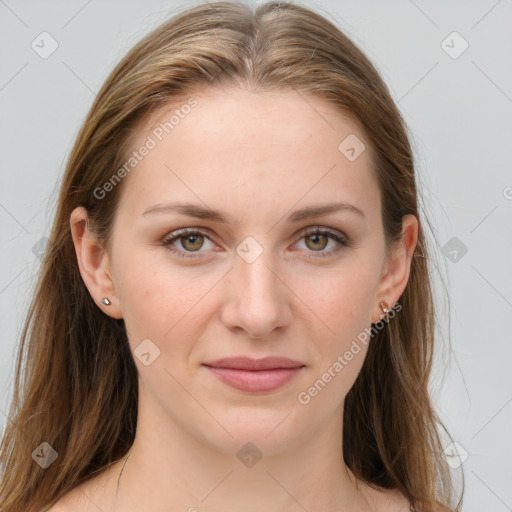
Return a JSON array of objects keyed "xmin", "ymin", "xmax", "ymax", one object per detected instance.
[
  {"xmin": 101, "ymin": 298, "xmax": 111, "ymax": 306},
  {"xmin": 379, "ymin": 300, "xmax": 390, "ymax": 317}
]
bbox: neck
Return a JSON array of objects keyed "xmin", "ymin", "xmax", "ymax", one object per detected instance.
[{"xmin": 107, "ymin": 393, "xmax": 373, "ymax": 512}]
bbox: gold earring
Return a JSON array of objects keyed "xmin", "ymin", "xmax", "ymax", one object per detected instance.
[
  {"xmin": 379, "ymin": 300, "xmax": 390, "ymax": 317},
  {"xmin": 101, "ymin": 298, "xmax": 111, "ymax": 306}
]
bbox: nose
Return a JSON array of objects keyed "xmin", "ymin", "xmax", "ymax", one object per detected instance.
[{"xmin": 220, "ymin": 246, "xmax": 292, "ymax": 339}]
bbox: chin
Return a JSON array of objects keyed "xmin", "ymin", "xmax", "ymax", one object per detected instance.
[{"xmin": 198, "ymin": 406, "xmax": 303, "ymax": 456}]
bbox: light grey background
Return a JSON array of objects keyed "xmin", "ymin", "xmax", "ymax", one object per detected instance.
[{"xmin": 1, "ymin": 1, "xmax": 511, "ymax": 510}]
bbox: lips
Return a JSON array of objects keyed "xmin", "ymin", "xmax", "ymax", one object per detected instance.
[
  {"xmin": 202, "ymin": 356, "xmax": 305, "ymax": 393},
  {"xmin": 203, "ymin": 356, "xmax": 304, "ymax": 370}
]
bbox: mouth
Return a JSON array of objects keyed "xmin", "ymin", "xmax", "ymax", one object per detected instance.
[
  {"xmin": 203, "ymin": 366, "xmax": 305, "ymax": 393},
  {"xmin": 202, "ymin": 356, "xmax": 306, "ymax": 393}
]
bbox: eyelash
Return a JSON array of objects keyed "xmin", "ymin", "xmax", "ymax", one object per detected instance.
[{"xmin": 161, "ymin": 226, "xmax": 350, "ymax": 260}]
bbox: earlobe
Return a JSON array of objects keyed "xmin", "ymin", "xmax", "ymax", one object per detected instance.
[
  {"xmin": 372, "ymin": 214, "xmax": 419, "ymax": 323},
  {"xmin": 70, "ymin": 207, "xmax": 123, "ymax": 319}
]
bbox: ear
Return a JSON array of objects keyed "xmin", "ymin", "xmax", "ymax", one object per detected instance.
[
  {"xmin": 372, "ymin": 214, "xmax": 419, "ymax": 323},
  {"xmin": 70, "ymin": 206, "xmax": 123, "ymax": 319}
]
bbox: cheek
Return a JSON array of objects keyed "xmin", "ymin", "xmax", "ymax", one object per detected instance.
[
  {"xmin": 113, "ymin": 248, "xmax": 219, "ymax": 344},
  {"xmin": 293, "ymin": 262, "xmax": 378, "ymax": 388},
  {"xmin": 296, "ymin": 263, "xmax": 377, "ymax": 334}
]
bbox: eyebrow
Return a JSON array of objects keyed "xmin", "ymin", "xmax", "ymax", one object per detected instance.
[{"xmin": 142, "ymin": 201, "xmax": 365, "ymax": 224}]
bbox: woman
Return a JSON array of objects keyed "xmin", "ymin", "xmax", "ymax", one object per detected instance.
[{"xmin": 0, "ymin": 2, "xmax": 462, "ymax": 511}]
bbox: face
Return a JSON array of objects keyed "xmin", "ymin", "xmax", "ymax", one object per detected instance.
[{"xmin": 102, "ymin": 86, "xmax": 391, "ymax": 453}]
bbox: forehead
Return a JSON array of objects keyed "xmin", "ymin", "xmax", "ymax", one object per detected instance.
[{"xmin": 118, "ymin": 86, "xmax": 380, "ymax": 224}]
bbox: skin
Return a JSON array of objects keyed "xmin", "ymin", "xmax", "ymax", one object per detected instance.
[{"xmin": 60, "ymin": 86, "xmax": 418, "ymax": 512}]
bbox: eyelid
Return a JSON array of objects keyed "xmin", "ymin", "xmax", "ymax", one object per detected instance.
[{"xmin": 161, "ymin": 227, "xmax": 215, "ymax": 244}]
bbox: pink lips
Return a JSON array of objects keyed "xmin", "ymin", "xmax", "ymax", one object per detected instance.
[{"xmin": 202, "ymin": 356, "xmax": 305, "ymax": 393}]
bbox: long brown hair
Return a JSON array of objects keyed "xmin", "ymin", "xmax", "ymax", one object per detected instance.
[{"xmin": 0, "ymin": 2, "xmax": 462, "ymax": 511}]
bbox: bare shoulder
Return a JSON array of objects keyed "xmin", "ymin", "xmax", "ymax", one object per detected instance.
[
  {"xmin": 362, "ymin": 486, "xmax": 454, "ymax": 512},
  {"xmin": 381, "ymin": 488, "xmax": 413, "ymax": 511},
  {"xmin": 43, "ymin": 486, "xmax": 90, "ymax": 512},
  {"xmin": 362, "ymin": 484, "xmax": 413, "ymax": 511},
  {"xmin": 44, "ymin": 466, "xmax": 118, "ymax": 512}
]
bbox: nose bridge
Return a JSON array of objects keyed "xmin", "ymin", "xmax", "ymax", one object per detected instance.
[
  {"xmin": 239, "ymin": 247, "xmax": 277, "ymax": 296},
  {"xmin": 224, "ymin": 239, "xmax": 290, "ymax": 337}
]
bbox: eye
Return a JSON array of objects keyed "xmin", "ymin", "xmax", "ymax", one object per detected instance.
[
  {"xmin": 293, "ymin": 226, "xmax": 350, "ymax": 258},
  {"xmin": 162, "ymin": 225, "xmax": 350, "ymax": 260},
  {"xmin": 161, "ymin": 228, "xmax": 217, "ymax": 258}
]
